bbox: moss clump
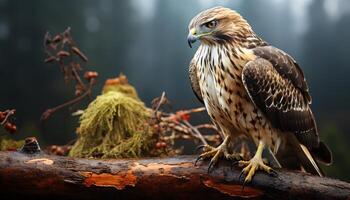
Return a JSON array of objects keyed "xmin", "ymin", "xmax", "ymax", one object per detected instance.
[
  {"xmin": 69, "ymin": 74, "xmax": 156, "ymax": 159},
  {"xmin": 102, "ymin": 73, "xmax": 139, "ymax": 100},
  {"xmin": 0, "ymin": 136, "xmax": 24, "ymax": 151}
]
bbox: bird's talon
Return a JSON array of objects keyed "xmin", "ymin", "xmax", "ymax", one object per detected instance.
[
  {"xmin": 194, "ymin": 145, "xmax": 216, "ymax": 166},
  {"xmin": 195, "ymin": 145, "xmax": 206, "ymax": 152},
  {"xmin": 238, "ymin": 155, "xmax": 273, "ymax": 183},
  {"xmin": 194, "ymin": 156, "xmax": 202, "ymax": 166},
  {"xmin": 196, "ymin": 144, "xmax": 215, "ymax": 153},
  {"xmin": 238, "ymin": 170, "xmax": 245, "ymax": 181},
  {"xmin": 208, "ymin": 160, "xmax": 215, "ymax": 173},
  {"xmin": 195, "ymin": 140, "xmax": 241, "ymax": 173}
]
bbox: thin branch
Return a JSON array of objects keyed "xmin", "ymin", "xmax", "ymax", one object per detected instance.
[
  {"xmin": 149, "ymin": 93, "xmax": 219, "ymax": 149},
  {"xmin": 0, "ymin": 109, "xmax": 17, "ymax": 134},
  {"xmin": 71, "ymin": 66, "xmax": 87, "ymax": 92},
  {"xmin": 41, "ymin": 78, "xmax": 96, "ymax": 120},
  {"xmin": 195, "ymin": 124, "xmax": 217, "ymax": 130},
  {"xmin": 182, "ymin": 120, "xmax": 208, "ymax": 145},
  {"xmin": 153, "ymin": 91, "xmax": 166, "ymax": 115},
  {"xmin": 41, "ymin": 27, "xmax": 98, "ymax": 120},
  {"xmin": 0, "ymin": 109, "xmax": 15, "ymax": 126}
]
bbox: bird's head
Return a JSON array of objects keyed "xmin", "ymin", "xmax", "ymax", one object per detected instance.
[{"xmin": 187, "ymin": 6, "xmax": 252, "ymax": 48}]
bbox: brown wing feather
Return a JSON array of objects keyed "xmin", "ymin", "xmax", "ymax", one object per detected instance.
[
  {"xmin": 253, "ymin": 46, "xmax": 312, "ymax": 103},
  {"xmin": 242, "ymin": 53, "xmax": 319, "ymax": 148},
  {"xmin": 189, "ymin": 59, "xmax": 204, "ymax": 104}
]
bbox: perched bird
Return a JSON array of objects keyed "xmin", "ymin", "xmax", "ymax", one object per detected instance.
[{"xmin": 187, "ymin": 6, "xmax": 332, "ymax": 182}]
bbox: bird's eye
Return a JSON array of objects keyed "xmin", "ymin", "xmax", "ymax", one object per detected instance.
[{"xmin": 204, "ymin": 20, "xmax": 218, "ymax": 28}]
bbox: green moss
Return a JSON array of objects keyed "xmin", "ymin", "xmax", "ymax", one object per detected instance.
[
  {"xmin": 102, "ymin": 81, "xmax": 140, "ymax": 100},
  {"xmin": 102, "ymin": 74, "xmax": 140, "ymax": 100},
  {"xmin": 69, "ymin": 78, "xmax": 156, "ymax": 158},
  {"xmin": 0, "ymin": 136, "xmax": 24, "ymax": 151}
]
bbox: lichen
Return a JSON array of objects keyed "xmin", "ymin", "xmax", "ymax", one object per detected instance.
[
  {"xmin": 69, "ymin": 74, "xmax": 157, "ymax": 159},
  {"xmin": 0, "ymin": 136, "xmax": 24, "ymax": 151},
  {"xmin": 102, "ymin": 73, "xmax": 139, "ymax": 100}
]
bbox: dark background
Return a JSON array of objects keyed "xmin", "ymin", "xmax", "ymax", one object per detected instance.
[{"xmin": 0, "ymin": 0, "xmax": 349, "ymax": 181}]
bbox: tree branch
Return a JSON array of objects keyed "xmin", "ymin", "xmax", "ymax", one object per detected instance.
[{"xmin": 0, "ymin": 147, "xmax": 349, "ymax": 199}]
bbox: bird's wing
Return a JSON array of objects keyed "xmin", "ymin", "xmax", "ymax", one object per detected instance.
[
  {"xmin": 189, "ymin": 59, "xmax": 204, "ymax": 104},
  {"xmin": 241, "ymin": 46, "xmax": 318, "ymax": 148},
  {"xmin": 241, "ymin": 46, "xmax": 332, "ymax": 176}
]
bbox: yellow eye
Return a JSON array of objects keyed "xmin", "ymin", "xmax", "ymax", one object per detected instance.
[{"xmin": 205, "ymin": 20, "xmax": 218, "ymax": 28}]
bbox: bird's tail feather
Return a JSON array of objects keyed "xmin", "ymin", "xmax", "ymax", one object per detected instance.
[
  {"xmin": 275, "ymin": 133, "xmax": 330, "ymax": 177},
  {"xmin": 311, "ymin": 141, "xmax": 332, "ymax": 165},
  {"xmin": 299, "ymin": 144, "xmax": 323, "ymax": 177}
]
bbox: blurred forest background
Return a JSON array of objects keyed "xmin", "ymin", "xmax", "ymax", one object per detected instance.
[{"xmin": 0, "ymin": 0, "xmax": 350, "ymax": 181}]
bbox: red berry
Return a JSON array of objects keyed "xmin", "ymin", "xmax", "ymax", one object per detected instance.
[
  {"xmin": 4, "ymin": 122, "xmax": 17, "ymax": 134},
  {"xmin": 84, "ymin": 71, "xmax": 98, "ymax": 81},
  {"xmin": 0, "ymin": 112, "xmax": 5, "ymax": 121},
  {"xmin": 57, "ymin": 50, "xmax": 70, "ymax": 58},
  {"xmin": 52, "ymin": 35, "xmax": 62, "ymax": 43},
  {"xmin": 156, "ymin": 142, "xmax": 167, "ymax": 149}
]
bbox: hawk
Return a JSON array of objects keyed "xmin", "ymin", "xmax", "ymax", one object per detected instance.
[{"xmin": 187, "ymin": 6, "xmax": 332, "ymax": 182}]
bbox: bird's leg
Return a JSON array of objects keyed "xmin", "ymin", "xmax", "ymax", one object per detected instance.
[
  {"xmin": 239, "ymin": 141, "xmax": 274, "ymax": 183},
  {"xmin": 195, "ymin": 135, "xmax": 242, "ymax": 172}
]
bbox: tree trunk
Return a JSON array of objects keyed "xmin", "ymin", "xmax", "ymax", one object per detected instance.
[{"xmin": 0, "ymin": 137, "xmax": 349, "ymax": 200}]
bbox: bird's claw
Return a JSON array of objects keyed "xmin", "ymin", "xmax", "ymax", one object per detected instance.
[
  {"xmin": 194, "ymin": 144, "xmax": 215, "ymax": 166},
  {"xmin": 195, "ymin": 144, "xmax": 208, "ymax": 152},
  {"xmin": 194, "ymin": 155, "xmax": 202, "ymax": 166},
  {"xmin": 195, "ymin": 144, "xmax": 215, "ymax": 153},
  {"xmin": 201, "ymin": 146, "xmax": 221, "ymax": 173},
  {"xmin": 238, "ymin": 170, "xmax": 245, "ymax": 181},
  {"xmin": 195, "ymin": 144, "xmax": 242, "ymax": 173},
  {"xmin": 238, "ymin": 157, "xmax": 274, "ymax": 183},
  {"xmin": 208, "ymin": 159, "xmax": 216, "ymax": 173}
]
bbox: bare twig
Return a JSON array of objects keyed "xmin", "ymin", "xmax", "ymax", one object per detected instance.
[
  {"xmin": 182, "ymin": 120, "xmax": 208, "ymax": 145},
  {"xmin": 0, "ymin": 109, "xmax": 17, "ymax": 134},
  {"xmin": 195, "ymin": 124, "xmax": 217, "ymax": 130},
  {"xmin": 152, "ymin": 91, "xmax": 166, "ymax": 115},
  {"xmin": 149, "ymin": 93, "xmax": 220, "ymax": 150},
  {"xmin": 0, "ymin": 109, "xmax": 15, "ymax": 126},
  {"xmin": 41, "ymin": 77, "xmax": 96, "ymax": 120},
  {"xmin": 41, "ymin": 27, "xmax": 98, "ymax": 120}
]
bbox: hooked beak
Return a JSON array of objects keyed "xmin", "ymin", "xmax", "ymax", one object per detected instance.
[{"xmin": 187, "ymin": 28, "xmax": 198, "ymax": 48}]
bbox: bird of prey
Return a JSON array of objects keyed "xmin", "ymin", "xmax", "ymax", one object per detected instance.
[{"xmin": 187, "ymin": 6, "xmax": 332, "ymax": 183}]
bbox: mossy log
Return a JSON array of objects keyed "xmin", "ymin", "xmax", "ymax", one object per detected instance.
[{"xmin": 1, "ymin": 144, "xmax": 350, "ymax": 200}]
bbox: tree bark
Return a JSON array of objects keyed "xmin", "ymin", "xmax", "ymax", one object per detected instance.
[{"xmin": 0, "ymin": 149, "xmax": 349, "ymax": 200}]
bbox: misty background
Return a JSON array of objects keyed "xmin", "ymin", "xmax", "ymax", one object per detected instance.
[{"xmin": 0, "ymin": 0, "xmax": 350, "ymax": 180}]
